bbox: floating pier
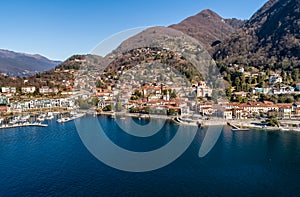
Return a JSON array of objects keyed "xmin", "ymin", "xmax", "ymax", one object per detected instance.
[{"xmin": 0, "ymin": 122, "xmax": 48, "ymax": 129}]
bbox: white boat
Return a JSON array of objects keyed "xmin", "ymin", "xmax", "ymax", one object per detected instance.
[
  {"xmin": 19, "ymin": 115, "xmax": 31, "ymax": 123},
  {"xmin": 36, "ymin": 112, "xmax": 48, "ymax": 122},
  {"xmin": 71, "ymin": 112, "xmax": 86, "ymax": 119},
  {"xmin": 57, "ymin": 112, "xmax": 85, "ymax": 123},
  {"xmin": 19, "ymin": 119, "xmax": 27, "ymax": 123},
  {"xmin": 46, "ymin": 112, "xmax": 54, "ymax": 120},
  {"xmin": 57, "ymin": 117, "xmax": 71, "ymax": 123},
  {"xmin": 9, "ymin": 116, "xmax": 20, "ymax": 124},
  {"xmin": 36, "ymin": 116, "xmax": 45, "ymax": 122},
  {"xmin": 110, "ymin": 113, "xmax": 115, "ymax": 119},
  {"xmin": 37, "ymin": 118, "xmax": 45, "ymax": 122},
  {"xmin": 280, "ymin": 127, "xmax": 290, "ymax": 131}
]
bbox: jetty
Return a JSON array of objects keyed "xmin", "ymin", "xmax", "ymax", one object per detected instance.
[
  {"xmin": 173, "ymin": 117, "xmax": 200, "ymax": 127},
  {"xmin": 227, "ymin": 122, "xmax": 249, "ymax": 131},
  {"xmin": 0, "ymin": 122, "xmax": 48, "ymax": 129}
]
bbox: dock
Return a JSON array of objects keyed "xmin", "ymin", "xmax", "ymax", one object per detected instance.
[
  {"xmin": 173, "ymin": 117, "xmax": 200, "ymax": 127},
  {"xmin": 0, "ymin": 122, "xmax": 48, "ymax": 129},
  {"xmin": 227, "ymin": 122, "xmax": 249, "ymax": 131}
]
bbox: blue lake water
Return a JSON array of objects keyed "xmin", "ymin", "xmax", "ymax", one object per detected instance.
[{"xmin": 1, "ymin": 115, "xmax": 300, "ymax": 196}]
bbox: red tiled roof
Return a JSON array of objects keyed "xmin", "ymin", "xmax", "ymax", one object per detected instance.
[{"xmin": 277, "ymin": 104, "xmax": 293, "ymax": 108}]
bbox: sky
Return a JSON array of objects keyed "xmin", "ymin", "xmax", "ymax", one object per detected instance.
[{"xmin": 0, "ymin": 0, "xmax": 268, "ymax": 61}]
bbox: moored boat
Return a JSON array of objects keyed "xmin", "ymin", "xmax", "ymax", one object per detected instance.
[
  {"xmin": 57, "ymin": 112, "xmax": 86, "ymax": 123},
  {"xmin": 46, "ymin": 112, "xmax": 54, "ymax": 120}
]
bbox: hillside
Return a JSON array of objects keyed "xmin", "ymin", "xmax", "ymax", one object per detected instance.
[
  {"xmin": 169, "ymin": 9, "xmax": 244, "ymax": 52},
  {"xmin": 224, "ymin": 18, "xmax": 246, "ymax": 29},
  {"xmin": 0, "ymin": 49, "xmax": 60, "ymax": 76},
  {"xmin": 111, "ymin": 26, "xmax": 217, "ymax": 82},
  {"xmin": 3, "ymin": 0, "xmax": 300, "ymax": 91},
  {"xmin": 213, "ymin": 0, "xmax": 300, "ymax": 69}
]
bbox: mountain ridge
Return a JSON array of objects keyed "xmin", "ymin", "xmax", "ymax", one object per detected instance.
[
  {"xmin": 0, "ymin": 49, "xmax": 61, "ymax": 77},
  {"xmin": 213, "ymin": 0, "xmax": 300, "ymax": 68},
  {"xmin": 169, "ymin": 9, "xmax": 245, "ymax": 52}
]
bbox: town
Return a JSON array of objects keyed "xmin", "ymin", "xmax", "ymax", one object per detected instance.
[
  {"xmin": 1, "ymin": 46, "xmax": 300, "ymax": 130},
  {"xmin": 1, "ymin": 68, "xmax": 300, "ymax": 128}
]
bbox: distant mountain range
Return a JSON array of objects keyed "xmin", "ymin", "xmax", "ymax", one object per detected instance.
[{"xmin": 0, "ymin": 49, "xmax": 60, "ymax": 76}]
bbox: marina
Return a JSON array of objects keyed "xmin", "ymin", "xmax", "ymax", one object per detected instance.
[
  {"xmin": 0, "ymin": 111, "xmax": 61, "ymax": 129},
  {"xmin": 0, "ymin": 111, "xmax": 87, "ymax": 128}
]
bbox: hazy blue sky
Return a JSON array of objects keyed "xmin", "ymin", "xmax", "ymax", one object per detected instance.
[{"xmin": 0, "ymin": 0, "xmax": 267, "ymax": 60}]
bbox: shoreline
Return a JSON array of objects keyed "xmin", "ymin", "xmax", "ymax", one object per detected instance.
[
  {"xmin": 228, "ymin": 119, "xmax": 300, "ymax": 132},
  {"xmin": 98, "ymin": 111, "xmax": 228, "ymax": 126},
  {"xmin": 98, "ymin": 112, "xmax": 300, "ymax": 132},
  {"xmin": 2, "ymin": 110, "xmax": 300, "ymax": 132}
]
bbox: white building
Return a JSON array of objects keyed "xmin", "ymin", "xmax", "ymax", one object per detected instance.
[
  {"xmin": 196, "ymin": 82, "xmax": 212, "ymax": 97},
  {"xmin": 1, "ymin": 87, "xmax": 16, "ymax": 93},
  {"xmin": 272, "ymin": 86, "xmax": 295, "ymax": 94},
  {"xmin": 21, "ymin": 86, "xmax": 36, "ymax": 94},
  {"xmin": 39, "ymin": 86, "xmax": 49, "ymax": 94},
  {"xmin": 0, "ymin": 96, "xmax": 9, "ymax": 105},
  {"xmin": 251, "ymin": 87, "xmax": 271, "ymax": 95},
  {"xmin": 269, "ymin": 74, "xmax": 282, "ymax": 84},
  {"xmin": 222, "ymin": 109, "xmax": 233, "ymax": 120}
]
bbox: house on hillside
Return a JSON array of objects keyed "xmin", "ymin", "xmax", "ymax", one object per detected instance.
[
  {"xmin": 251, "ymin": 87, "xmax": 271, "ymax": 95},
  {"xmin": 21, "ymin": 86, "xmax": 36, "ymax": 94},
  {"xmin": 233, "ymin": 91, "xmax": 248, "ymax": 98},
  {"xmin": 272, "ymin": 86, "xmax": 295, "ymax": 94},
  {"xmin": 1, "ymin": 87, "xmax": 16, "ymax": 94},
  {"xmin": 39, "ymin": 86, "xmax": 49, "ymax": 94},
  {"xmin": 0, "ymin": 96, "xmax": 9, "ymax": 112},
  {"xmin": 269, "ymin": 74, "xmax": 282, "ymax": 84}
]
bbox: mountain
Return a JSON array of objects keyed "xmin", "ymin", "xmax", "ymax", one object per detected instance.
[
  {"xmin": 0, "ymin": 49, "xmax": 61, "ymax": 76},
  {"xmin": 169, "ymin": 9, "xmax": 244, "ymax": 51},
  {"xmin": 224, "ymin": 18, "xmax": 246, "ymax": 29},
  {"xmin": 0, "ymin": 54, "xmax": 88, "ymax": 89},
  {"xmin": 213, "ymin": 0, "xmax": 300, "ymax": 68}
]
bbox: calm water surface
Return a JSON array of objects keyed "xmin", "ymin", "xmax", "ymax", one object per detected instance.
[{"xmin": 1, "ymin": 116, "xmax": 300, "ymax": 196}]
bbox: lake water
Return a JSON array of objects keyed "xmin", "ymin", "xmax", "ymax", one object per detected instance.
[{"xmin": 1, "ymin": 115, "xmax": 300, "ymax": 196}]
